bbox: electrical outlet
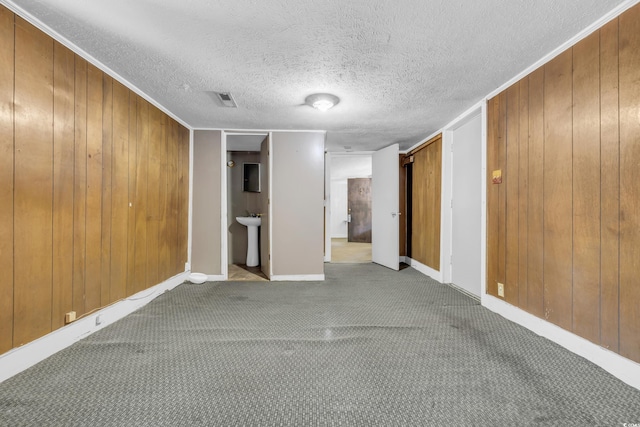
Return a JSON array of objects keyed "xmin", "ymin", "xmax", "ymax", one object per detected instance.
[
  {"xmin": 497, "ymin": 283, "xmax": 505, "ymax": 298},
  {"xmin": 65, "ymin": 311, "xmax": 77, "ymax": 324}
]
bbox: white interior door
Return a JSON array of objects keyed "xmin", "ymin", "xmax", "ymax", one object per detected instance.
[
  {"xmin": 260, "ymin": 136, "xmax": 271, "ymax": 278},
  {"xmin": 451, "ymin": 115, "xmax": 482, "ymax": 296},
  {"xmin": 372, "ymin": 143, "xmax": 399, "ymax": 270}
]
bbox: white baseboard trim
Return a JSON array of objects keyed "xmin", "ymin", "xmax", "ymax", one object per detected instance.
[
  {"xmin": 405, "ymin": 257, "xmax": 442, "ymax": 282},
  {"xmin": 206, "ymin": 274, "xmax": 226, "ymax": 282},
  {"xmin": 399, "ymin": 256, "xmax": 408, "ymax": 264},
  {"xmin": 270, "ymin": 274, "xmax": 325, "ymax": 281},
  {"xmin": 0, "ymin": 271, "xmax": 189, "ymax": 384},
  {"xmin": 482, "ymin": 294, "xmax": 640, "ymax": 391}
]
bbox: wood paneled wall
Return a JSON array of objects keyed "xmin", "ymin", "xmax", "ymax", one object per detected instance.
[
  {"xmin": 0, "ymin": 7, "xmax": 190, "ymax": 354},
  {"xmin": 487, "ymin": 3, "xmax": 640, "ymax": 363},
  {"xmin": 411, "ymin": 135, "xmax": 442, "ymax": 270}
]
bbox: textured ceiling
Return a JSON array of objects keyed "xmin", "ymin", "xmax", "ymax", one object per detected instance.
[{"xmin": 4, "ymin": 0, "xmax": 629, "ymax": 151}]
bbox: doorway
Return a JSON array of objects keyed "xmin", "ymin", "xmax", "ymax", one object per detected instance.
[
  {"xmin": 226, "ymin": 133, "xmax": 269, "ymax": 281},
  {"xmin": 347, "ymin": 178, "xmax": 372, "ymax": 243},
  {"xmin": 329, "ymin": 154, "xmax": 372, "ymax": 263}
]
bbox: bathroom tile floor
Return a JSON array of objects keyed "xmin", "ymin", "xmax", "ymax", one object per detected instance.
[{"xmin": 228, "ymin": 263, "xmax": 269, "ymax": 281}]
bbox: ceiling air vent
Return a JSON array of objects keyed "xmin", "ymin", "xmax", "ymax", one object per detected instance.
[{"xmin": 214, "ymin": 92, "xmax": 238, "ymax": 108}]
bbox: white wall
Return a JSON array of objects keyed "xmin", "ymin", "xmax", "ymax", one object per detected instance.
[{"xmin": 328, "ymin": 154, "xmax": 372, "ymax": 239}]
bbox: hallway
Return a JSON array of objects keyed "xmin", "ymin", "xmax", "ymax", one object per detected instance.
[
  {"xmin": 1, "ymin": 264, "xmax": 638, "ymax": 426},
  {"xmin": 330, "ymin": 238, "xmax": 372, "ymax": 263}
]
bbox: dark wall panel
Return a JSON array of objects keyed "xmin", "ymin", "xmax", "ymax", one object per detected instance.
[
  {"xmin": 72, "ymin": 57, "xmax": 87, "ymax": 316},
  {"xmin": 100, "ymin": 74, "xmax": 113, "ymax": 306},
  {"xmin": 0, "ymin": 5, "xmax": 14, "ymax": 353},
  {"xmin": 571, "ymin": 32, "xmax": 601, "ymax": 343},
  {"xmin": 158, "ymin": 115, "xmax": 171, "ymax": 281},
  {"xmin": 486, "ymin": 96, "xmax": 500, "ymax": 297},
  {"xmin": 126, "ymin": 95, "xmax": 138, "ymax": 297},
  {"xmin": 526, "ymin": 69, "xmax": 545, "ymax": 318},
  {"xmin": 542, "ymin": 50, "xmax": 573, "ymax": 331},
  {"xmin": 85, "ymin": 64, "xmax": 103, "ymax": 314},
  {"xmin": 111, "ymin": 81, "xmax": 129, "ymax": 301},
  {"xmin": 166, "ymin": 119, "xmax": 179, "ymax": 279},
  {"xmin": 496, "ymin": 93, "xmax": 507, "ymax": 296},
  {"xmin": 134, "ymin": 98, "xmax": 149, "ymax": 294},
  {"xmin": 52, "ymin": 41, "xmax": 75, "ymax": 330},
  {"xmin": 411, "ymin": 136, "xmax": 442, "ymax": 270},
  {"xmin": 13, "ymin": 17, "xmax": 54, "ymax": 345},
  {"xmin": 517, "ymin": 79, "xmax": 529, "ymax": 309},
  {"xmin": 619, "ymin": 4, "xmax": 640, "ymax": 362},
  {"xmin": 177, "ymin": 126, "xmax": 190, "ymax": 273},
  {"xmin": 146, "ymin": 106, "xmax": 162, "ymax": 288},
  {"xmin": 599, "ymin": 19, "xmax": 620, "ymax": 354},
  {"xmin": 505, "ymin": 85, "xmax": 520, "ymax": 305}
]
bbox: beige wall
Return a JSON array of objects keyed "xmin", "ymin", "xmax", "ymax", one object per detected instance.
[
  {"xmin": 227, "ymin": 151, "xmax": 261, "ymax": 264},
  {"xmin": 271, "ymin": 132, "xmax": 325, "ymax": 277},
  {"xmin": 192, "ymin": 130, "xmax": 222, "ymax": 275}
]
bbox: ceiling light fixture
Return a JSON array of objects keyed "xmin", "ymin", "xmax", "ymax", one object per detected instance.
[{"xmin": 305, "ymin": 93, "xmax": 340, "ymax": 112}]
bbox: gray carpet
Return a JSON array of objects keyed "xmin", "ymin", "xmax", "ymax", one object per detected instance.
[{"xmin": 1, "ymin": 264, "xmax": 639, "ymax": 426}]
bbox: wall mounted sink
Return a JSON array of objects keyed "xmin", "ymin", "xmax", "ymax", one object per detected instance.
[
  {"xmin": 236, "ymin": 216, "xmax": 261, "ymax": 227},
  {"xmin": 236, "ymin": 216, "xmax": 261, "ymax": 266}
]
